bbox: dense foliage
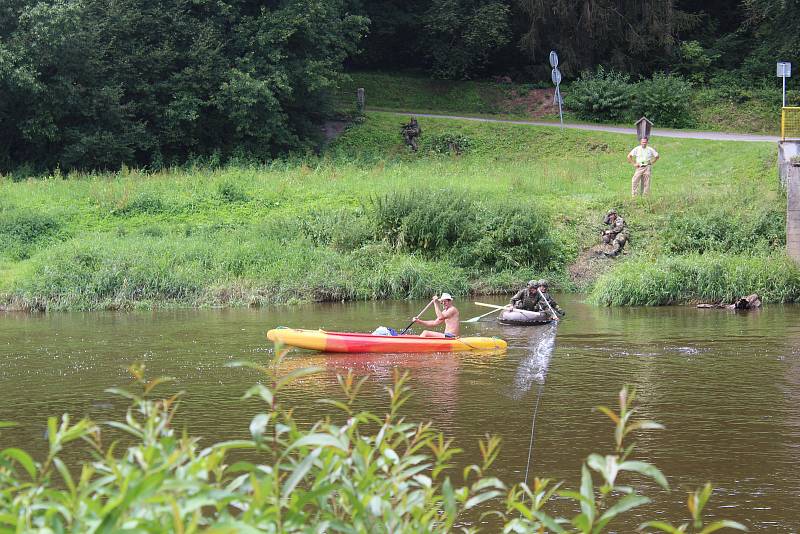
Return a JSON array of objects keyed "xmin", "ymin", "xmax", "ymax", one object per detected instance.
[
  {"xmin": 0, "ymin": 354, "xmax": 747, "ymax": 532},
  {"xmin": 1, "ymin": 0, "xmax": 797, "ymax": 171},
  {"xmin": 371, "ymin": 189, "xmax": 565, "ymax": 271},
  {"xmin": 632, "ymin": 73, "xmax": 693, "ymax": 128},
  {"xmin": 351, "ymin": 0, "xmax": 800, "ymax": 87},
  {"xmin": 566, "ymin": 69, "xmax": 694, "ymax": 126},
  {"xmin": 565, "ymin": 68, "xmax": 632, "ymax": 122},
  {"xmin": 0, "ymin": 0, "xmax": 367, "ymax": 172}
]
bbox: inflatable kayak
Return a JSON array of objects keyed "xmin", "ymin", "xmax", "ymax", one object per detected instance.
[
  {"xmin": 498, "ymin": 309, "xmax": 553, "ymax": 326},
  {"xmin": 267, "ymin": 328, "xmax": 507, "ymax": 353}
]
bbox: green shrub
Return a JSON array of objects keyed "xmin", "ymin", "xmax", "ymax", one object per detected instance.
[
  {"xmin": 426, "ymin": 133, "xmax": 474, "ymax": 155},
  {"xmin": 371, "ymin": 189, "xmax": 564, "ymax": 271},
  {"xmin": 216, "ymin": 180, "xmax": 250, "ymax": 203},
  {"xmin": 632, "ymin": 73, "xmax": 693, "ymax": 128},
  {"xmin": 466, "ymin": 203, "xmax": 561, "ymax": 270},
  {"xmin": 590, "ymin": 253, "xmax": 800, "ymax": 306},
  {"xmin": 662, "ymin": 208, "xmax": 785, "ymax": 254},
  {"xmin": 114, "ymin": 192, "xmax": 167, "ymax": 216},
  {"xmin": 297, "ymin": 208, "xmax": 372, "ymax": 251},
  {"xmin": 0, "ymin": 210, "xmax": 63, "ymax": 260},
  {"xmin": 564, "ymin": 67, "xmax": 632, "ymax": 122},
  {"xmin": 372, "ymin": 189, "xmax": 477, "ymax": 254}
]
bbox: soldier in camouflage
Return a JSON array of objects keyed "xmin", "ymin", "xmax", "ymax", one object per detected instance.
[
  {"xmin": 510, "ymin": 280, "xmax": 540, "ymax": 311},
  {"xmin": 535, "ymin": 280, "xmax": 565, "ymax": 318},
  {"xmin": 602, "ymin": 209, "xmax": 628, "ymax": 257},
  {"xmin": 401, "ymin": 117, "xmax": 421, "ymax": 151}
]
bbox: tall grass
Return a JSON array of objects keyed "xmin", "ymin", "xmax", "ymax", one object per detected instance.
[
  {"xmin": 589, "ymin": 253, "xmax": 800, "ymax": 306},
  {"xmin": 0, "ymin": 112, "xmax": 783, "ymax": 310}
]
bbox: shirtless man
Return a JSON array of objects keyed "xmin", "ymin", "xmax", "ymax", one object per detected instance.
[{"xmin": 413, "ymin": 293, "xmax": 460, "ymax": 338}]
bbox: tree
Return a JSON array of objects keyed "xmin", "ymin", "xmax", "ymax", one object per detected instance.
[
  {"xmin": 516, "ymin": 0, "xmax": 697, "ymax": 76},
  {"xmin": 0, "ymin": 0, "xmax": 368, "ymax": 172},
  {"xmin": 423, "ymin": 0, "xmax": 511, "ymax": 79}
]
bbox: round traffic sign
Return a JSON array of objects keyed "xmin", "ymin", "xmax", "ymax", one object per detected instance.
[
  {"xmin": 551, "ymin": 67, "xmax": 562, "ymax": 86},
  {"xmin": 549, "ymin": 50, "xmax": 559, "ymax": 68}
]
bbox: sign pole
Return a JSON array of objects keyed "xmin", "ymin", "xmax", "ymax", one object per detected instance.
[
  {"xmin": 549, "ymin": 50, "xmax": 563, "ymax": 130},
  {"xmin": 777, "ymin": 61, "xmax": 792, "ymax": 108}
]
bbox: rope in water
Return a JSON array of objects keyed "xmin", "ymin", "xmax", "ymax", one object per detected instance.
[
  {"xmin": 522, "ymin": 322, "xmax": 558, "ymax": 488},
  {"xmin": 523, "ymin": 381, "xmax": 545, "ymax": 487}
]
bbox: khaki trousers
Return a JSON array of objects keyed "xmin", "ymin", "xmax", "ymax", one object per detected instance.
[{"xmin": 631, "ymin": 165, "xmax": 651, "ymax": 196}]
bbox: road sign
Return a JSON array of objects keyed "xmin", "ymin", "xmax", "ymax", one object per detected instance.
[
  {"xmin": 551, "ymin": 67, "xmax": 562, "ymax": 86},
  {"xmin": 549, "ymin": 52, "xmax": 563, "ymax": 129}
]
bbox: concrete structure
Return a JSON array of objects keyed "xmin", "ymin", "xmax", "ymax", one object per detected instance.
[
  {"xmin": 787, "ymin": 160, "xmax": 800, "ymax": 263},
  {"xmin": 779, "ymin": 141, "xmax": 800, "ymax": 189}
]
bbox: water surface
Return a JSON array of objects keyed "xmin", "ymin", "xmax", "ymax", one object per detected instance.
[{"xmin": 1, "ymin": 295, "xmax": 798, "ymax": 531}]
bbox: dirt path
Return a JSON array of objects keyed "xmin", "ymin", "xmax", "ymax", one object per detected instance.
[{"xmin": 388, "ymin": 112, "xmax": 778, "ymax": 143}]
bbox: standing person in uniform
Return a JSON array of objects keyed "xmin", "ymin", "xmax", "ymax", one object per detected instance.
[
  {"xmin": 413, "ymin": 293, "xmax": 460, "ymax": 338},
  {"xmin": 627, "ymin": 136, "xmax": 659, "ymax": 197},
  {"xmin": 401, "ymin": 117, "xmax": 422, "ymax": 151}
]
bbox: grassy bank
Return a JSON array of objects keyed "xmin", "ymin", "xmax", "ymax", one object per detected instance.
[
  {"xmin": 338, "ymin": 72, "xmax": 783, "ymax": 134},
  {"xmin": 0, "ymin": 111, "xmax": 790, "ymax": 310}
]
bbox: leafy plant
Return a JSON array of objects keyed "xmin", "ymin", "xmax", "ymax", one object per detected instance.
[
  {"xmin": 0, "ymin": 209, "xmax": 63, "ymax": 260},
  {"xmin": 632, "ymin": 73, "xmax": 693, "ymax": 128},
  {"xmin": 427, "ymin": 133, "xmax": 474, "ymax": 155},
  {"xmin": 217, "ymin": 180, "xmax": 250, "ymax": 203},
  {"xmin": 565, "ymin": 67, "xmax": 633, "ymax": 122}
]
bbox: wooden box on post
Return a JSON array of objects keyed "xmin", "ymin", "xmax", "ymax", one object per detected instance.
[{"xmin": 635, "ymin": 117, "xmax": 653, "ymax": 140}]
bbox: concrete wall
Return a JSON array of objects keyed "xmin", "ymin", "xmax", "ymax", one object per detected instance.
[
  {"xmin": 779, "ymin": 141, "xmax": 800, "ymax": 189},
  {"xmin": 788, "ymin": 164, "xmax": 800, "ymax": 263}
]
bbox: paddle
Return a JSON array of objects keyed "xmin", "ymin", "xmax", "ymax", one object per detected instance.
[
  {"xmin": 474, "ymin": 301, "xmax": 507, "ymax": 310},
  {"xmin": 537, "ymin": 288, "xmax": 560, "ymax": 322},
  {"xmin": 464, "ymin": 305, "xmax": 507, "ymax": 323},
  {"xmin": 399, "ymin": 299, "xmax": 435, "ymax": 335}
]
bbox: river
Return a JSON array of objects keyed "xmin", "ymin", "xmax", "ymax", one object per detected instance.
[{"xmin": 1, "ymin": 295, "xmax": 799, "ymax": 531}]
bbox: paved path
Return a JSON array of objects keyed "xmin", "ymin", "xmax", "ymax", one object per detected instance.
[{"xmin": 392, "ymin": 112, "xmax": 778, "ymax": 143}]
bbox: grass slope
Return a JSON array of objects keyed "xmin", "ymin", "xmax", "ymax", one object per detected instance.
[{"xmin": 0, "ymin": 111, "xmax": 792, "ymax": 310}]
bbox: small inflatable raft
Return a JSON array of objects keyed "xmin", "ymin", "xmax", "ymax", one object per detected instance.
[{"xmin": 498, "ymin": 309, "xmax": 553, "ymax": 326}]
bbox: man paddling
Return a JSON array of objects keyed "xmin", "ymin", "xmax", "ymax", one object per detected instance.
[
  {"xmin": 536, "ymin": 280, "xmax": 565, "ymax": 318},
  {"xmin": 413, "ymin": 293, "xmax": 460, "ymax": 338}
]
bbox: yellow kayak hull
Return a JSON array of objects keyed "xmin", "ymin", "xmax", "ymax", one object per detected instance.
[{"xmin": 267, "ymin": 328, "xmax": 507, "ymax": 353}]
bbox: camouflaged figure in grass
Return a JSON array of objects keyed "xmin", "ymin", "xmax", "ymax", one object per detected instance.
[
  {"xmin": 401, "ymin": 117, "xmax": 421, "ymax": 151},
  {"xmin": 602, "ymin": 209, "xmax": 628, "ymax": 257}
]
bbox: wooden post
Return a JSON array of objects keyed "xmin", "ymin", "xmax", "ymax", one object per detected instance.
[{"xmin": 356, "ymin": 88, "xmax": 365, "ymax": 113}]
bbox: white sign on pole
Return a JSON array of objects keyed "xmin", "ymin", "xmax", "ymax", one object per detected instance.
[
  {"xmin": 551, "ymin": 68, "xmax": 562, "ymax": 86},
  {"xmin": 549, "ymin": 51, "xmax": 564, "ymax": 129}
]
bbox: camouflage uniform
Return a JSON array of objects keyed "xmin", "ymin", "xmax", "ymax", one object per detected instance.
[
  {"xmin": 602, "ymin": 210, "xmax": 628, "ymax": 257},
  {"xmin": 401, "ymin": 118, "xmax": 421, "ymax": 151},
  {"xmin": 510, "ymin": 287, "xmax": 539, "ymax": 311},
  {"xmin": 535, "ymin": 289, "xmax": 564, "ymax": 317}
]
